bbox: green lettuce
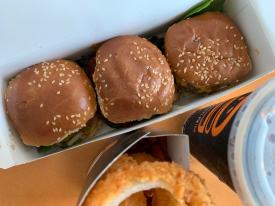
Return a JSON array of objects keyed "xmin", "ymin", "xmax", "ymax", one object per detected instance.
[{"xmin": 182, "ymin": 0, "xmax": 225, "ymax": 19}]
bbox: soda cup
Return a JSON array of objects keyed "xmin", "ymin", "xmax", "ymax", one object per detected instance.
[
  {"xmin": 183, "ymin": 78, "xmax": 275, "ymax": 206},
  {"xmin": 183, "ymin": 92, "xmax": 251, "ymax": 187}
]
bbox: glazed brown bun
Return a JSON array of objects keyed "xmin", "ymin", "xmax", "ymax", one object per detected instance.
[
  {"xmin": 93, "ymin": 35, "xmax": 175, "ymax": 124},
  {"xmin": 5, "ymin": 60, "xmax": 97, "ymax": 146},
  {"xmin": 165, "ymin": 12, "xmax": 252, "ymax": 93}
]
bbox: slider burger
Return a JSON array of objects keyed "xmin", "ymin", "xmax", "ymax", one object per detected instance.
[
  {"xmin": 165, "ymin": 12, "xmax": 252, "ymax": 93},
  {"xmin": 93, "ymin": 35, "xmax": 175, "ymax": 124},
  {"xmin": 5, "ymin": 60, "xmax": 97, "ymax": 147}
]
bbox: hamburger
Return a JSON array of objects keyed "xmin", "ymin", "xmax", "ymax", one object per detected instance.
[
  {"xmin": 5, "ymin": 60, "xmax": 98, "ymax": 147},
  {"xmin": 165, "ymin": 12, "xmax": 252, "ymax": 93},
  {"xmin": 93, "ymin": 35, "xmax": 175, "ymax": 124}
]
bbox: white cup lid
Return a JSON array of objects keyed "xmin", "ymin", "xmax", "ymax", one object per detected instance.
[{"xmin": 229, "ymin": 78, "xmax": 275, "ymax": 206}]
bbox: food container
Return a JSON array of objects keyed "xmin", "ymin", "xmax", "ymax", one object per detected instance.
[
  {"xmin": 1, "ymin": 0, "xmax": 275, "ymax": 169},
  {"xmin": 76, "ymin": 131, "xmax": 190, "ymax": 206},
  {"xmin": 183, "ymin": 78, "xmax": 275, "ymax": 206}
]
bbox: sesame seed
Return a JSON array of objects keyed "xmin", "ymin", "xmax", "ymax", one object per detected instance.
[
  {"xmin": 130, "ymin": 51, "xmax": 133, "ymax": 55},
  {"xmin": 230, "ymin": 26, "xmax": 234, "ymax": 29},
  {"xmin": 66, "ymin": 116, "xmax": 69, "ymax": 120},
  {"xmin": 109, "ymin": 54, "xmax": 112, "ymax": 57},
  {"xmin": 234, "ymin": 34, "xmax": 237, "ymax": 37},
  {"xmin": 28, "ymin": 82, "xmax": 32, "ymax": 86},
  {"xmin": 56, "ymin": 91, "xmax": 61, "ymax": 95},
  {"xmin": 46, "ymin": 121, "xmax": 49, "ymax": 125},
  {"xmin": 110, "ymin": 102, "xmax": 115, "ymax": 106},
  {"xmin": 40, "ymin": 104, "xmax": 44, "ymax": 108}
]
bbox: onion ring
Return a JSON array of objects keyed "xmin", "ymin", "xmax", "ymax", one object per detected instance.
[
  {"xmin": 152, "ymin": 189, "xmax": 184, "ymax": 206},
  {"xmin": 84, "ymin": 158, "xmax": 213, "ymax": 206},
  {"xmin": 130, "ymin": 153, "xmax": 156, "ymax": 163},
  {"xmin": 120, "ymin": 192, "xmax": 147, "ymax": 206}
]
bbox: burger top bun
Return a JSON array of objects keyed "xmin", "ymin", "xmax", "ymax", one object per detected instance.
[
  {"xmin": 93, "ymin": 35, "xmax": 175, "ymax": 124},
  {"xmin": 165, "ymin": 12, "xmax": 252, "ymax": 93},
  {"xmin": 5, "ymin": 60, "xmax": 97, "ymax": 146}
]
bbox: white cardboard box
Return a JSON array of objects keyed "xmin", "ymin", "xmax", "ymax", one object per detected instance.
[{"xmin": 0, "ymin": 0, "xmax": 275, "ymax": 169}]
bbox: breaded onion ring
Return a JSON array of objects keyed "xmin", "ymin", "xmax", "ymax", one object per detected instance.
[
  {"xmin": 152, "ymin": 189, "xmax": 183, "ymax": 206},
  {"xmin": 130, "ymin": 152, "xmax": 156, "ymax": 163},
  {"xmin": 84, "ymin": 160, "xmax": 213, "ymax": 206},
  {"xmin": 104, "ymin": 154, "xmax": 137, "ymax": 176},
  {"xmin": 103, "ymin": 154, "xmax": 147, "ymax": 206},
  {"xmin": 120, "ymin": 192, "xmax": 147, "ymax": 206}
]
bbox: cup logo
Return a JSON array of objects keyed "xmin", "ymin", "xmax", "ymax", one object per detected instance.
[{"xmin": 197, "ymin": 95, "xmax": 248, "ymax": 137}]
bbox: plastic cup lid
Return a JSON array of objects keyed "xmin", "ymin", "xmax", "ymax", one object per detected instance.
[{"xmin": 229, "ymin": 78, "xmax": 275, "ymax": 206}]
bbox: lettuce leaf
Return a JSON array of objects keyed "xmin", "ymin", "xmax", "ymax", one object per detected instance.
[{"xmin": 182, "ymin": 0, "xmax": 225, "ymax": 19}]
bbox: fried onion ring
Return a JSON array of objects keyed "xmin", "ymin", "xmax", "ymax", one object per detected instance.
[
  {"xmin": 84, "ymin": 159, "xmax": 213, "ymax": 206},
  {"xmin": 152, "ymin": 189, "xmax": 184, "ymax": 206},
  {"xmin": 103, "ymin": 154, "xmax": 147, "ymax": 206},
  {"xmin": 130, "ymin": 153, "xmax": 156, "ymax": 163},
  {"xmin": 120, "ymin": 192, "xmax": 147, "ymax": 206}
]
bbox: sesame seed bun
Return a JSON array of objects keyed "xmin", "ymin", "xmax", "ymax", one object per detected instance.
[
  {"xmin": 5, "ymin": 60, "xmax": 97, "ymax": 146},
  {"xmin": 93, "ymin": 35, "xmax": 175, "ymax": 124},
  {"xmin": 165, "ymin": 12, "xmax": 252, "ymax": 93}
]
